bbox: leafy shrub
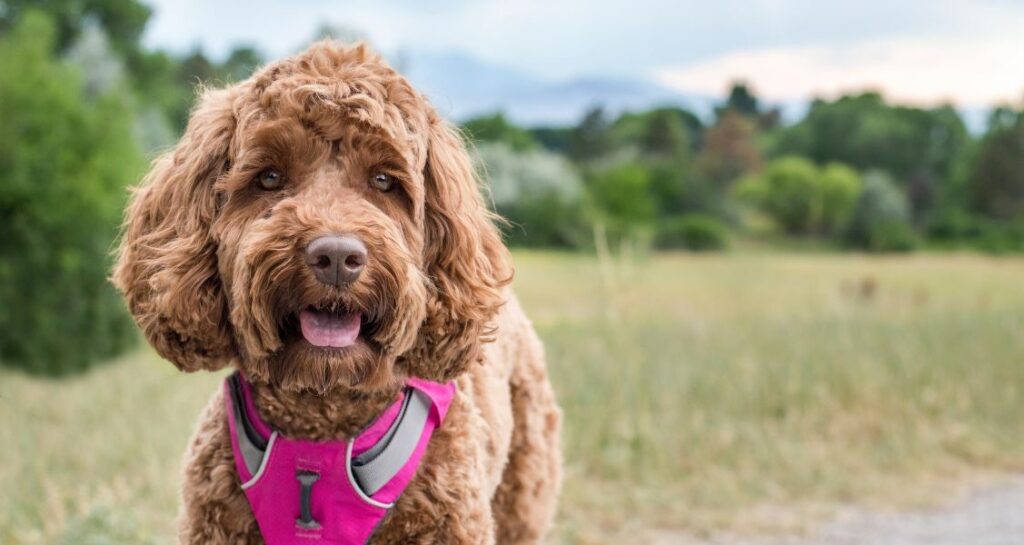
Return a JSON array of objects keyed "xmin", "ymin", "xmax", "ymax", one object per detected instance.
[
  {"xmin": 755, "ymin": 156, "xmax": 819, "ymax": 233},
  {"xmin": 819, "ymin": 163, "xmax": 862, "ymax": 232},
  {"xmin": 585, "ymin": 163, "xmax": 657, "ymax": 243},
  {"xmin": 655, "ymin": 214, "xmax": 728, "ymax": 251},
  {"xmin": 927, "ymin": 209, "xmax": 1024, "ymax": 253},
  {"xmin": 0, "ymin": 12, "xmax": 142, "ymax": 374},
  {"xmin": 845, "ymin": 172, "xmax": 917, "ymax": 252},
  {"xmin": 474, "ymin": 142, "xmax": 588, "ymax": 248},
  {"xmin": 739, "ymin": 156, "xmax": 862, "ymax": 235}
]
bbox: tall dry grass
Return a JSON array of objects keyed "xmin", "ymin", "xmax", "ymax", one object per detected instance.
[{"xmin": 2, "ymin": 252, "xmax": 1022, "ymax": 544}]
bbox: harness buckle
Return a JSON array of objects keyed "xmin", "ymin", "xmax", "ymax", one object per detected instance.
[{"xmin": 296, "ymin": 470, "xmax": 321, "ymax": 530}]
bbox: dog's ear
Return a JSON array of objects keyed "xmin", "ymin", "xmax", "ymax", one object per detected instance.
[
  {"xmin": 113, "ymin": 87, "xmax": 238, "ymax": 372},
  {"xmin": 406, "ymin": 118, "xmax": 512, "ymax": 381}
]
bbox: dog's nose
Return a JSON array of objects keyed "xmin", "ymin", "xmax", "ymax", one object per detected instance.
[{"xmin": 305, "ymin": 235, "xmax": 367, "ymax": 286}]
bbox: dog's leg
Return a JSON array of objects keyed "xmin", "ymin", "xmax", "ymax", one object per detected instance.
[
  {"xmin": 491, "ymin": 326, "xmax": 563, "ymax": 545},
  {"xmin": 177, "ymin": 391, "xmax": 263, "ymax": 544}
]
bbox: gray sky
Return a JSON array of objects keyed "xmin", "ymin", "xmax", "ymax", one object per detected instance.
[{"xmin": 142, "ymin": 0, "xmax": 1024, "ymax": 107}]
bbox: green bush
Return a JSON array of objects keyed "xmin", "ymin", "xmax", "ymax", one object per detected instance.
[
  {"xmin": 819, "ymin": 163, "xmax": 862, "ymax": 232},
  {"xmin": 655, "ymin": 214, "xmax": 728, "ymax": 251},
  {"xmin": 845, "ymin": 172, "xmax": 917, "ymax": 252},
  {"xmin": 586, "ymin": 163, "xmax": 657, "ymax": 243},
  {"xmin": 927, "ymin": 209, "xmax": 1024, "ymax": 253},
  {"xmin": 739, "ymin": 156, "xmax": 862, "ymax": 236},
  {"xmin": 0, "ymin": 12, "xmax": 142, "ymax": 374}
]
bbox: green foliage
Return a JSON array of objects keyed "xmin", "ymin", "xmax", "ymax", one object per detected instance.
[
  {"xmin": 654, "ymin": 214, "xmax": 728, "ymax": 251},
  {"xmin": 463, "ymin": 112, "xmax": 537, "ymax": 152},
  {"xmin": 0, "ymin": 12, "xmax": 141, "ymax": 374},
  {"xmin": 529, "ymin": 126, "xmax": 572, "ymax": 154},
  {"xmin": 927, "ymin": 208, "xmax": 1024, "ymax": 253},
  {"xmin": 716, "ymin": 80, "xmax": 765, "ymax": 120},
  {"xmin": 772, "ymin": 93, "xmax": 969, "ymax": 186},
  {"xmin": 966, "ymin": 111, "xmax": 1024, "ymax": 221},
  {"xmin": 819, "ymin": 163, "xmax": 863, "ymax": 232},
  {"xmin": 220, "ymin": 46, "xmax": 264, "ymax": 82},
  {"xmin": 714, "ymin": 82, "xmax": 781, "ymax": 130},
  {"xmin": 741, "ymin": 157, "xmax": 862, "ymax": 235},
  {"xmin": 845, "ymin": 172, "xmax": 917, "ymax": 252},
  {"xmin": 586, "ymin": 163, "xmax": 657, "ymax": 240},
  {"xmin": 568, "ymin": 107, "xmax": 614, "ymax": 163},
  {"xmin": 639, "ymin": 109, "xmax": 691, "ymax": 159},
  {"xmin": 610, "ymin": 107, "xmax": 702, "ymax": 156},
  {"xmin": 747, "ymin": 156, "xmax": 818, "ymax": 233},
  {"xmin": 647, "ymin": 161, "xmax": 687, "ymax": 215},
  {"xmin": 648, "ymin": 160, "xmax": 722, "ymax": 218},
  {"xmin": 475, "ymin": 143, "xmax": 588, "ymax": 248},
  {"xmin": 0, "ymin": 0, "xmax": 152, "ymax": 55}
]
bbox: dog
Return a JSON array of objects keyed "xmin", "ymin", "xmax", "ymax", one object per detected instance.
[{"xmin": 113, "ymin": 41, "xmax": 562, "ymax": 544}]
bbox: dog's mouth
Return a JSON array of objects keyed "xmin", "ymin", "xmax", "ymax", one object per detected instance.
[
  {"xmin": 292, "ymin": 303, "xmax": 368, "ymax": 349},
  {"xmin": 298, "ymin": 306, "xmax": 360, "ymax": 348}
]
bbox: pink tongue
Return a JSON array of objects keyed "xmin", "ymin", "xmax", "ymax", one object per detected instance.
[{"xmin": 299, "ymin": 309, "xmax": 362, "ymax": 348}]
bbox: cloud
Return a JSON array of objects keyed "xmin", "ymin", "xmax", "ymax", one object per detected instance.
[
  {"xmin": 141, "ymin": 0, "xmax": 1024, "ymax": 96},
  {"xmin": 655, "ymin": 33, "xmax": 1024, "ymax": 107}
]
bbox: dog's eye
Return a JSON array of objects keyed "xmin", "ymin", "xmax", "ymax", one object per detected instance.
[
  {"xmin": 370, "ymin": 173, "xmax": 396, "ymax": 192},
  {"xmin": 255, "ymin": 169, "xmax": 284, "ymax": 191}
]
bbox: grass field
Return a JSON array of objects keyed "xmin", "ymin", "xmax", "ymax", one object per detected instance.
[{"xmin": 2, "ymin": 252, "xmax": 1023, "ymax": 544}]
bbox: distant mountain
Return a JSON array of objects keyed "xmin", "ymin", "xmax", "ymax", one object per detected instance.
[
  {"xmin": 399, "ymin": 50, "xmax": 719, "ymax": 126},
  {"xmin": 397, "ymin": 50, "xmax": 990, "ymax": 133}
]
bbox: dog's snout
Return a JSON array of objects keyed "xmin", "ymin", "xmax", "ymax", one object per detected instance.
[{"xmin": 305, "ymin": 235, "xmax": 367, "ymax": 286}]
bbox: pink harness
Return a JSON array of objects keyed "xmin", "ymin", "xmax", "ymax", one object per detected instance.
[{"xmin": 224, "ymin": 372, "xmax": 456, "ymax": 545}]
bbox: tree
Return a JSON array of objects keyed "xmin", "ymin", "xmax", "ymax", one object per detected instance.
[
  {"xmin": 586, "ymin": 164, "xmax": 657, "ymax": 242},
  {"xmin": 966, "ymin": 113, "xmax": 1024, "ymax": 221},
  {"xmin": 845, "ymin": 172, "xmax": 916, "ymax": 251},
  {"xmin": 712, "ymin": 81, "xmax": 780, "ymax": 130},
  {"xmin": 463, "ymin": 112, "xmax": 537, "ymax": 152},
  {"xmin": 819, "ymin": 163, "xmax": 863, "ymax": 233},
  {"xmin": 529, "ymin": 126, "xmax": 572, "ymax": 154},
  {"xmin": 611, "ymin": 107, "xmax": 703, "ymax": 155},
  {"xmin": 0, "ymin": 12, "xmax": 142, "ymax": 374},
  {"xmin": 568, "ymin": 106, "xmax": 614, "ymax": 163},
  {"xmin": 738, "ymin": 157, "xmax": 862, "ymax": 235},
  {"xmin": 0, "ymin": 0, "xmax": 152, "ymax": 55},
  {"xmin": 640, "ymin": 109, "xmax": 691, "ymax": 159},
  {"xmin": 772, "ymin": 94, "xmax": 969, "ymax": 194},
  {"xmin": 220, "ymin": 45, "xmax": 264, "ymax": 82},
  {"xmin": 697, "ymin": 109, "xmax": 761, "ymax": 188},
  {"xmin": 717, "ymin": 81, "xmax": 759, "ymax": 119},
  {"xmin": 179, "ymin": 48, "xmax": 219, "ymax": 87}
]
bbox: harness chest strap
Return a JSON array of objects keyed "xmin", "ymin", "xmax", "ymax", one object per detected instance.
[{"xmin": 223, "ymin": 372, "xmax": 456, "ymax": 545}]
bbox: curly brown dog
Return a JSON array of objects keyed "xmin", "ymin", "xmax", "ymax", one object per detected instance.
[{"xmin": 113, "ymin": 41, "xmax": 561, "ymax": 545}]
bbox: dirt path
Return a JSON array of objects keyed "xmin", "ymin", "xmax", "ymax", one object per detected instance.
[{"xmin": 653, "ymin": 476, "xmax": 1024, "ymax": 545}]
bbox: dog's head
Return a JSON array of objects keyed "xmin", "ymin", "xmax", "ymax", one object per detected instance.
[{"xmin": 113, "ymin": 42, "xmax": 510, "ymax": 393}]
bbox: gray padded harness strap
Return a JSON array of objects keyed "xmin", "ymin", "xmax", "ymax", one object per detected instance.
[
  {"xmin": 228, "ymin": 374, "xmax": 267, "ymax": 476},
  {"xmin": 351, "ymin": 388, "xmax": 432, "ymax": 496}
]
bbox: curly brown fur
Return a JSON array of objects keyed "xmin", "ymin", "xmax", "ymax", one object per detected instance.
[{"xmin": 113, "ymin": 41, "xmax": 561, "ymax": 544}]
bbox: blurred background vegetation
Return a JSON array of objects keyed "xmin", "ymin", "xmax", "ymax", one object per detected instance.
[
  {"xmin": 0, "ymin": 2, "xmax": 1022, "ymax": 543},
  {"xmin": 1, "ymin": 1, "xmax": 1022, "ymax": 375}
]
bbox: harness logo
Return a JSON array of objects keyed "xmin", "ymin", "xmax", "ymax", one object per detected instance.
[{"xmin": 296, "ymin": 470, "xmax": 321, "ymax": 529}]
